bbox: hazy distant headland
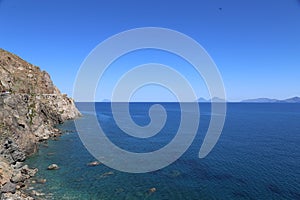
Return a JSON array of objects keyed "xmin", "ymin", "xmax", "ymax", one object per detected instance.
[
  {"xmin": 241, "ymin": 97, "xmax": 300, "ymax": 103},
  {"xmin": 99, "ymin": 97, "xmax": 300, "ymax": 103},
  {"xmin": 195, "ymin": 97, "xmax": 300, "ymax": 103}
]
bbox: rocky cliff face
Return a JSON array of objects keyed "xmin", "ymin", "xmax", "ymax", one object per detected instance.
[
  {"xmin": 0, "ymin": 48, "xmax": 80, "ymax": 154},
  {"xmin": 0, "ymin": 48, "xmax": 81, "ymax": 198}
]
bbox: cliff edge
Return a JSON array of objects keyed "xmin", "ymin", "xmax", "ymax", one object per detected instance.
[{"xmin": 0, "ymin": 48, "xmax": 81, "ymax": 199}]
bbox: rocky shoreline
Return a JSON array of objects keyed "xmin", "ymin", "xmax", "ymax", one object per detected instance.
[
  {"xmin": 1, "ymin": 139, "xmax": 38, "ymax": 199},
  {"xmin": 0, "ymin": 48, "xmax": 81, "ymax": 199}
]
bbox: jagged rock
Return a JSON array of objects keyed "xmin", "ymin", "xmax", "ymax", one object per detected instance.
[
  {"xmin": 0, "ymin": 139, "xmax": 26, "ymax": 164},
  {"xmin": 10, "ymin": 165, "xmax": 37, "ymax": 183},
  {"xmin": 0, "ymin": 153, "xmax": 14, "ymax": 165},
  {"xmin": 12, "ymin": 162, "xmax": 23, "ymax": 169},
  {"xmin": 20, "ymin": 165, "xmax": 38, "ymax": 177},
  {"xmin": 0, "ymin": 48, "xmax": 81, "ymax": 199},
  {"xmin": 0, "ymin": 48, "xmax": 81, "ymax": 156},
  {"xmin": 47, "ymin": 164, "xmax": 59, "ymax": 170},
  {"xmin": 0, "ymin": 158, "xmax": 13, "ymax": 185},
  {"xmin": 1, "ymin": 182, "xmax": 16, "ymax": 193},
  {"xmin": 11, "ymin": 150, "xmax": 26, "ymax": 162},
  {"xmin": 11, "ymin": 170, "xmax": 26, "ymax": 183},
  {"xmin": 1, "ymin": 190, "xmax": 34, "ymax": 200}
]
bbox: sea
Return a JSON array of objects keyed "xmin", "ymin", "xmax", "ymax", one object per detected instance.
[{"xmin": 25, "ymin": 103, "xmax": 300, "ymax": 199}]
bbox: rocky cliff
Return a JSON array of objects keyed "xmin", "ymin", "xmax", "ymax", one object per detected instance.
[{"xmin": 0, "ymin": 48, "xmax": 81, "ymax": 199}]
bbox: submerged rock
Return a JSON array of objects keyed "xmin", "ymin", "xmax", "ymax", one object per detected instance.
[
  {"xmin": 87, "ymin": 161, "xmax": 101, "ymax": 166},
  {"xmin": 148, "ymin": 187, "xmax": 157, "ymax": 194},
  {"xmin": 31, "ymin": 190, "xmax": 45, "ymax": 197},
  {"xmin": 168, "ymin": 170, "xmax": 181, "ymax": 178},
  {"xmin": 101, "ymin": 171, "xmax": 114, "ymax": 177},
  {"xmin": 36, "ymin": 178, "xmax": 47, "ymax": 184},
  {"xmin": 47, "ymin": 164, "xmax": 59, "ymax": 170},
  {"xmin": 115, "ymin": 187, "xmax": 125, "ymax": 194}
]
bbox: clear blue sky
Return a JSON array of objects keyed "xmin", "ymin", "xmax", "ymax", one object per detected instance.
[{"xmin": 0, "ymin": 0, "xmax": 299, "ymax": 101}]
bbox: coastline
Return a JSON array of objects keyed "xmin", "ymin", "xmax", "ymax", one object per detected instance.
[
  {"xmin": 0, "ymin": 48, "xmax": 81, "ymax": 199},
  {"xmin": 0, "ymin": 116, "xmax": 80, "ymax": 200}
]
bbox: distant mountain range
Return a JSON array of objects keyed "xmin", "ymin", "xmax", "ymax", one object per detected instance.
[
  {"xmin": 197, "ymin": 97, "xmax": 226, "ymax": 102},
  {"xmin": 101, "ymin": 99, "xmax": 111, "ymax": 102},
  {"xmin": 102, "ymin": 97, "xmax": 300, "ymax": 103},
  {"xmin": 241, "ymin": 97, "xmax": 300, "ymax": 103},
  {"xmin": 196, "ymin": 96, "xmax": 300, "ymax": 103}
]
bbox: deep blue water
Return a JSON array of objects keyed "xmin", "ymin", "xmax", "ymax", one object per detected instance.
[{"xmin": 25, "ymin": 103, "xmax": 300, "ymax": 199}]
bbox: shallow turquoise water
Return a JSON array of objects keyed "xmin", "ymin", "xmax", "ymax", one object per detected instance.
[{"xmin": 25, "ymin": 103, "xmax": 300, "ymax": 199}]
